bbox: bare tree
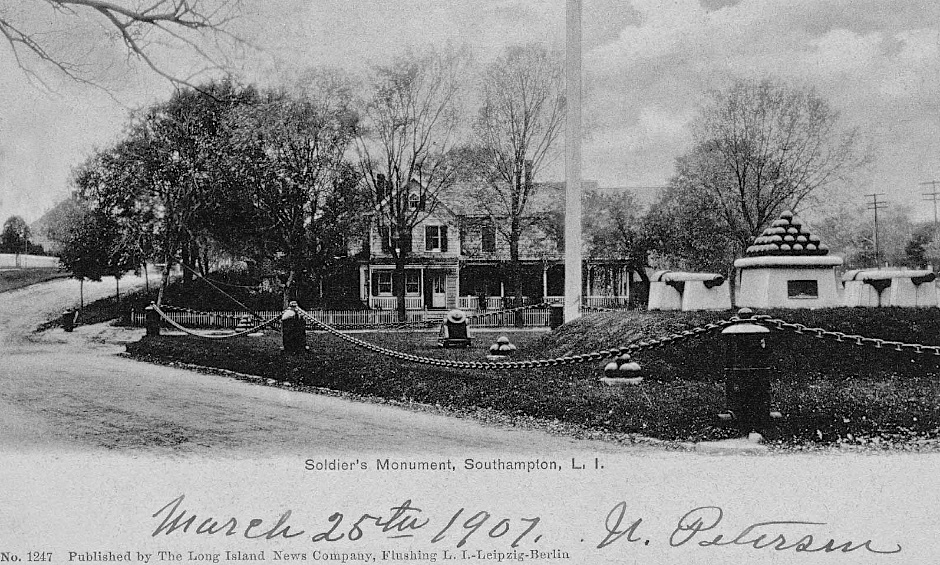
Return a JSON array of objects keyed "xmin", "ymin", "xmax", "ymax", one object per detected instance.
[
  {"xmin": 685, "ymin": 77, "xmax": 867, "ymax": 253},
  {"xmin": 1, "ymin": 1, "xmax": 244, "ymax": 89},
  {"xmin": 356, "ymin": 47, "xmax": 469, "ymax": 320},
  {"xmin": 469, "ymin": 44, "xmax": 565, "ymax": 305}
]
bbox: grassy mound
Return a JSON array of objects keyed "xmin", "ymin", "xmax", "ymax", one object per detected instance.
[
  {"xmin": 0, "ymin": 267, "xmax": 69, "ymax": 293},
  {"xmin": 528, "ymin": 308, "xmax": 940, "ymax": 381},
  {"xmin": 125, "ymin": 307, "xmax": 940, "ymax": 449}
]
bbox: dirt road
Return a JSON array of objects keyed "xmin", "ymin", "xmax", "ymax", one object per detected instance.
[{"xmin": 0, "ymin": 276, "xmax": 626, "ymax": 456}]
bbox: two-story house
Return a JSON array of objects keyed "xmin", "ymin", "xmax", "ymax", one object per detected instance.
[
  {"xmin": 348, "ymin": 181, "xmax": 638, "ymax": 312},
  {"xmin": 354, "ymin": 190, "xmax": 462, "ymax": 311}
]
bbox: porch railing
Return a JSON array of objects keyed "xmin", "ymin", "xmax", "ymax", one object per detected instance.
[
  {"xmin": 368, "ymin": 296, "xmax": 424, "ymax": 310},
  {"xmin": 457, "ymin": 296, "xmax": 532, "ymax": 310},
  {"xmin": 457, "ymin": 295, "xmax": 628, "ymax": 309}
]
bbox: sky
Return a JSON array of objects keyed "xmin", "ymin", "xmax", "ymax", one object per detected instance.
[{"xmin": 0, "ymin": 0, "xmax": 938, "ymax": 225}]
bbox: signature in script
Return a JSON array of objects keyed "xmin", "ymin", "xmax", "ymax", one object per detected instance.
[{"xmin": 600, "ymin": 502, "xmax": 902, "ymax": 555}]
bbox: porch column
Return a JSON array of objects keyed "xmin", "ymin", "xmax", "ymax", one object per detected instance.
[{"xmin": 542, "ymin": 266, "xmax": 548, "ymax": 298}]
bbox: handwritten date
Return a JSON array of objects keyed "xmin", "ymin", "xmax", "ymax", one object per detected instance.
[{"xmin": 152, "ymin": 495, "xmax": 541, "ymax": 549}]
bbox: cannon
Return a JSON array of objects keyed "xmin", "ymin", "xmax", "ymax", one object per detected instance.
[{"xmin": 647, "ymin": 271, "xmax": 731, "ymax": 311}]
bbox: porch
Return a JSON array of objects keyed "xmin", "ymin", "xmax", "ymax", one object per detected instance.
[
  {"xmin": 369, "ymin": 295, "xmax": 631, "ymax": 311},
  {"xmin": 363, "ymin": 265, "xmax": 458, "ymax": 311}
]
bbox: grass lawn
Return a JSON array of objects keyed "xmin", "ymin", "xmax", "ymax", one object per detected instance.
[
  {"xmin": 125, "ymin": 308, "xmax": 940, "ymax": 450},
  {"xmin": 0, "ymin": 267, "xmax": 70, "ymax": 293}
]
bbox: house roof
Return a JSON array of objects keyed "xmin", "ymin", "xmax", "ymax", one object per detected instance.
[{"xmin": 371, "ymin": 177, "xmax": 461, "ymax": 222}]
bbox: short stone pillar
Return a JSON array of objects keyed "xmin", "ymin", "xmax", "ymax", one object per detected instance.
[
  {"xmin": 281, "ymin": 302, "xmax": 307, "ymax": 354},
  {"xmin": 720, "ymin": 309, "xmax": 773, "ymax": 434},
  {"xmin": 549, "ymin": 305, "xmax": 564, "ymax": 329},
  {"xmin": 61, "ymin": 309, "xmax": 77, "ymax": 332},
  {"xmin": 144, "ymin": 304, "xmax": 160, "ymax": 337}
]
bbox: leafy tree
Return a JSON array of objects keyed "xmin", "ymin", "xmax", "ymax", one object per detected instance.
[
  {"xmin": 73, "ymin": 141, "xmax": 158, "ymax": 280},
  {"xmin": 54, "ymin": 201, "xmax": 110, "ymax": 307},
  {"xmin": 644, "ymin": 178, "xmax": 738, "ymax": 275},
  {"xmin": 116, "ymin": 79, "xmax": 260, "ymax": 302},
  {"xmin": 924, "ymin": 233, "xmax": 940, "ymax": 269},
  {"xmin": 1, "ymin": 215, "xmax": 29, "ymax": 254},
  {"xmin": 813, "ymin": 201, "xmax": 917, "ymax": 269},
  {"xmin": 904, "ymin": 223, "xmax": 937, "ymax": 269},
  {"xmin": 465, "ymin": 44, "xmax": 565, "ymax": 303},
  {"xmin": 228, "ymin": 76, "xmax": 363, "ymax": 306},
  {"xmin": 356, "ymin": 47, "xmax": 469, "ymax": 320},
  {"xmin": 583, "ymin": 190, "xmax": 650, "ymax": 289}
]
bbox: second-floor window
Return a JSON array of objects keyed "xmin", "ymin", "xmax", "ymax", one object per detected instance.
[
  {"xmin": 425, "ymin": 225, "xmax": 448, "ymax": 252},
  {"xmin": 380, "ymin": 226, "xmax": 412, "ymax": 253},
  {"xmin": 481, "ymin": 224, "xmax": 496, "ymax": 253}
]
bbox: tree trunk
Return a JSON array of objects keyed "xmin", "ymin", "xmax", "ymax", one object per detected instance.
[
  {"xmin": 143, "ymin": 262, "xmax": 150, "ymax": 292},
  {"xmin": 727, "ymin": 264, "xmax": 737, "ymax": 308},
  {"xmin": 79, "ymin": 279, "xmax": 84, "ymax": 309},
  {"xmin": 283, "ymin": 266, "xmax": 300, "ymax": 309},
  {"xmin": 115, "ymin": 277, "xmax": 120, "ymax": 303},
  {"xmin": 158, "ymin": 257, "xmax": 172, "ymax": 306},
  {"xmin": 509, "ymin": 222, "xmax": 525, "ymax": 327},
  {"xmin": 181, "ymin": 239, "xmax": 199, "ymax": 286},
  {"xmin": 395, "ymin": 256, "xmax": 407, "ymax": 322}
]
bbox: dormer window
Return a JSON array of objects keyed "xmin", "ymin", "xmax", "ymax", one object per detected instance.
[{"xmin": 408, "ymin": 193, "xmax": 421, "ymax": 210}]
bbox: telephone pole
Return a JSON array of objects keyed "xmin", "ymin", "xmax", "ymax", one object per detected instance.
[
  {"xmin": 866, "ymin": 193, "xmax": 888, "ymax": 268},
  {"xmin": 921, "ymin": 180, "xmax": 940, "ymax": 230}
]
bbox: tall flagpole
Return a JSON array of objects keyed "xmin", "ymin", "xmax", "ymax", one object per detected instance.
[{"xmin": 564, "ymin": 0, "xmax": 583, "ymax": 322}]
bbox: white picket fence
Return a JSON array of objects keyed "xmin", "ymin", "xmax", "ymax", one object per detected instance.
[{"xmin": 130, "ymin": 307, "xmax": 552, "ymax": 329}]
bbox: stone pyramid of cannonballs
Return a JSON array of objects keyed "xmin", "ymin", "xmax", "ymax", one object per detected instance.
[{"xmin": 745, "ymin": 210, "xmax": 829, "ymax": 257}]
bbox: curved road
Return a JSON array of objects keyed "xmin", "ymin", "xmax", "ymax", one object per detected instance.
[{"xmin": 0, "ymin": 275, "xmax": 626, "ymax": 456}]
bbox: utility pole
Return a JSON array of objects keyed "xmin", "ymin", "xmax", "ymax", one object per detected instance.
[
  {"xmin": 865, "ymin": 193, "xmax": 888, "ymax": 268},
  {"xmin": 564, "ymin": 0, "xmax": 582, "ymax": 323},
  {"xmin": 921, "ymin": 180, "xmax": 940, "ymax": 230}
]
